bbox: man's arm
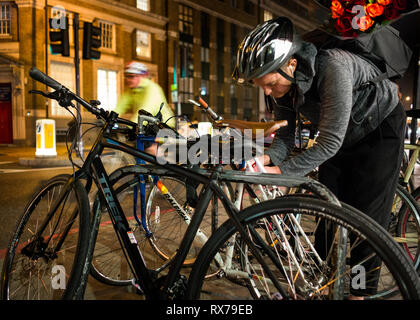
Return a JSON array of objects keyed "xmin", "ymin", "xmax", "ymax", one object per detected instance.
[
  {"xmin": 114, "ymin": 93, "xmax": 135, "ymax": 120},
  {"xmin": 264, "ymin": 102, "xmax": 297, "ymax": 166},
  {"xmin": 277, "ymin": 55, "xmax": 353, "ymax": 176},
  {"xmin": 142, "ymin": 83, "xmax": 176, "ymax": 128}
]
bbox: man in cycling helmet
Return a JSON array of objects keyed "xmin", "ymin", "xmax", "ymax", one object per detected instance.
[
  {"xmin": 115, "ymin": 61, "xmax": 176, "ymax": 128},
  {"xmin": 115, "ymin": 61, "xmax": 176, "ymax": 155},
  {"xmin": 234, "ymin": 17, "xmax": 405, "ymax": 299}
]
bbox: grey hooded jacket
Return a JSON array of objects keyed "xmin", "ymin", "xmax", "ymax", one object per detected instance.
[{"xmin": 264, "ymin": 41, "xmax": 400, "ymax": 177}]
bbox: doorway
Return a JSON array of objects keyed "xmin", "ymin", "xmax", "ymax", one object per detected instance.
[{"xmin": 0, "ymin": 83, "xmax": 12, "ymax": 144}]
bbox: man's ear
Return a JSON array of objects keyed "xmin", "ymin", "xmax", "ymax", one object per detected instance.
[{"xmin": 289, "ymin": 58, "xmax": 297, "ymax": 71}]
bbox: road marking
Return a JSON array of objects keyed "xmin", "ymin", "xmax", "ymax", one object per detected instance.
[{"xmin": 0, "ymin": 166, "xmax": 73, "ymax": 174}]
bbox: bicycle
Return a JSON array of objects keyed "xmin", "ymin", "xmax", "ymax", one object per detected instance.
[
  {"xmin": 276, "ymin": 113, "xmax": 420, "ymax": 277},
  {"xmin": 89, "ymin": 101, "xmax": 288, "ymax": 286},
  {"xmin": 189, "ymin": 97, "xmax": 420, "ymax": 299},
  {"xmin": 397, "ymin": 108, "xmax": 420, "ymax": 270},
  {"xmin": 2, "ymin": 67, "xmax": 420, "ymax": 300}
]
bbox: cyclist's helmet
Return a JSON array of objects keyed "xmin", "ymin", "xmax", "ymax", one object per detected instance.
[
  {"xmin": 232, "ymin": 17, "xmax": 301, "ymax": 84},
  {"xmin": 125, "ymin": 61, "xmax": 148, "ymax": 75}
]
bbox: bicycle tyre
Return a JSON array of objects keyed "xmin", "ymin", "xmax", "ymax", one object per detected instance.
[
  {"xmin": 0, "ymin": 175, "xmax": 90, "ymax": 300},
  {"xmin": 398, "ymin": 185, "xmax": 420, "ymax": 272},
  {"xmin": 185, "ymin": 196, "xmax": 420, "ymax": 300}
]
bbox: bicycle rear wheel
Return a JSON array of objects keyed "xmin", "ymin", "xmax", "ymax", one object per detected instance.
[
  {"xmin": 397, "ymin": 186, "xmax": 420, "ymax": 272},
  {"xmin": 0, "ymin": 175, "xmax": 90, "ymax": 300},
  {"xmin": 186, "ymin": 196, "xmax": 420, "ymax": 300}
]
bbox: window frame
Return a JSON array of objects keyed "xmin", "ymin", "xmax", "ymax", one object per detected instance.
[
  {"xmin": 135, "ymin": 29, "xmax": 151, "ymax": 59},
  {"xmin": 136, "ymin": 0, "xmax": 149, "ymax": 11},
  {"xmin": 98, "ymin": 20, "xmax": 116, "ymax": 52},
  {"xmin": 0, "ymin": 3, "xmax": 11, "ymax": 37},
  {"xmin": 49, "ymin": 61, "xmax": 76, "ymax": 118},
  {"xmin": 97, "ymin": 68, "xmax": 118, "ymax": 112}
]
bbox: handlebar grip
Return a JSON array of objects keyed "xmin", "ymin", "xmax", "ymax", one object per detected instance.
[
  {"xmin": 29, "ymin": 67, "xmax": 63, "ymax": 91},
  {"xmin": 197, "ymin": 96, "xmax": 209, "ymax": 109},
  {"xmin": 195, "ymin": 96, "xmax": 222, "ymax": 121}
]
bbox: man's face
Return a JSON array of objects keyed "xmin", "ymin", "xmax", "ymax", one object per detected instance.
[
  {"xmin": 252, "ymin": 71, "xmax": 292, "ymax": 98},
  {"xmin": 125, "ymin": 73, "xmax": 142, "ymax": 89}
]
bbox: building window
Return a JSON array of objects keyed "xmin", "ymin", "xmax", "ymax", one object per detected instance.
[
  {"xmin": 201, "ymin": 47, "xmax": 210, "ymax": 80},
  {"xmin": 230, "ymin": 23, "xmax": 238, "ymax": 71},
  {"xmin": 97, "ymin": 69, "xmax": 117, "ymax": 111},
  {"xmin": 178, "ymin": 4, "xmax": 193, "ymax": 41},
  {"xmin": 0, "ymin": 4, "xmax": 10, "ymax": 36},
  {"xmin": 179, "ymin": 42, "xmax": 194, "ymax": 104},
  {"xmin": 99, "ymin": 21, "xmax": 115, "ymax": 50},
  {"xmin": 230, "ymin": 84, "xmax": 237, "ymax": 116},
  {"xmin": 50, "ymin": 61, "xmax": 75, "ymax": 117},
  {"xmin": 201, "ymin": 47, "xmax": 210, "ymax": 100},
  {"xmin": 264, "ymin": 10, "xmax": 273, "ymax": 21},
  {"xmin": 201, "ymin": 12, "xmax": 209, "ymax": 49},
  {"xmin": 217, "ymin": 19, "xmax": 224, "ymax": 84},
  {"xmin": 244, "ymin": 0, "xmax": 255, "ymax": 15},
  {"xmin": 136, "ymin": 0, "xmax": 149, "ymax": 11},
  {"xmin": 136, "ymin": 30, "xmax": 151, "ymax": 58}
]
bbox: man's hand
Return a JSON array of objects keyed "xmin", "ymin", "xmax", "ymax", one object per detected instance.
[
  {"xmin": 247, "ymin": 154, "xmax": 282, "ymax": 174},
  {"xmin": 263, "ymin": 166, "xmax": 281, "ymax": 174}
]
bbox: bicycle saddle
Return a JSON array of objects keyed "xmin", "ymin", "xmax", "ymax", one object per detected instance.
[{"xmin": 214, "ymin": 119, "xmax": 288, "ymax": 137}]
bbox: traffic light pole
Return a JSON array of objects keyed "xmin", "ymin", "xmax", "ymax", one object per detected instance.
[{"xmin": 74, "ymin": 13, "xmax": 84, "ymax": 159}]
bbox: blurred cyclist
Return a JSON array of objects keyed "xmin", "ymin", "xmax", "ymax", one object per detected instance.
[{"xmin": 115, "ymin": 61, "xmax": 176, "ymax": 155}]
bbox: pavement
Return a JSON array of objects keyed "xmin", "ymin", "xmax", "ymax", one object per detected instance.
[{"xmin": 0, "ymin": 144, "xmax": 88, "ymax": 167}]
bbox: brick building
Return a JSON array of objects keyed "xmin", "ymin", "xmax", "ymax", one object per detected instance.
[{"xmin": 0, "ymin": 0, "xmax": 326, "ymax": 146}]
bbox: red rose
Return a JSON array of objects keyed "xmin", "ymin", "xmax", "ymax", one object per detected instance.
[
  {"xmin": 358, "ymin": 15, "xmax": 375, "ymax": 31},
  {"xmin": 384, "ymin": 5, "xmax": 401, "ymax": 20},
  {"xmin": 393, "ymin": 0, "xmax": 406, "ymax": 10},
  {"xmin": 335, "ymin": 14, "xmax": 354, "ymax": 34},
  {"xmin": 331, "ymin": 0, "xmax": 345, "ymax": 18},
  {"xmin": 377, "ymin": 0, "xmax": 392, "ymax": 5},
  {"xmin": 365, "ymin": 3, "xmax": 384, "ymax": 17}
]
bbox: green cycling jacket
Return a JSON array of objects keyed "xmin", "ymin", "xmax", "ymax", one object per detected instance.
[{"xmin": 115, "ymin": 78, "xmax": 176, "ymax": 128}]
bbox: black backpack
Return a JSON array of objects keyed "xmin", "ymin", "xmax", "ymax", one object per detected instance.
[{"xmin": 302, "ymin": 11, "xmax": 416, "ymax": 87}]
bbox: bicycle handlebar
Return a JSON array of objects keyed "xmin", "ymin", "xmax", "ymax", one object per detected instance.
[
  {"xmin": 29, "ymin": 67, "xmax": 63, "ymax": 91},
  {"xmin": 29, "ymin": 67, "xmax": 138, "ymax": 130}
]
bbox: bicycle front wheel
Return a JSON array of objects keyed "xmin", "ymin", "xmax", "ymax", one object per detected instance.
[
  {"xmin": 90, "ymin": 166, "xmax": 219, "ymax": 286},
  {"xmin": 186, "ymin": 196, "xmax": 420, "ymax": 300},
  {"xmin": 0, "ymin": 175, "xmax": 90, "ymax": 300}
]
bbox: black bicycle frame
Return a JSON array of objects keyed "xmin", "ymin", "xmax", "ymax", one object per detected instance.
[{"xmin": 73, "ymin": 120, "xmax": 288, "ymax": 299}]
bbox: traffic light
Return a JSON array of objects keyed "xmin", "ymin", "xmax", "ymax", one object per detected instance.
[
  {"xmin": 49, "ymin": 17, "xmax": 70, "ymax": 56},
  {"xmin": 83, "ymin": 22, "xmax": 101, "ymax": 60}
]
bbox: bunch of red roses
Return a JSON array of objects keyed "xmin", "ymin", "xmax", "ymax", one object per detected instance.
[{"xmin": 330, "ymin": 0, "xmax": 407, "ymax": 37}]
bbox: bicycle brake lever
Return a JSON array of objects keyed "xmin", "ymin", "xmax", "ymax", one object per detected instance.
[
  {"xmin": 29, "ymin": 89, "xmax": 62, "ymax": 101},
  {"xmin": 29, "ymin": 90, "xmax": 50, "ymax": 98}
]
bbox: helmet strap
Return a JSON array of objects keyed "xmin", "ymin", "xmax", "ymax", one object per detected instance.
[{"xmin": 277, "ymin": 68, "xmax": 296, "ymax": 84}]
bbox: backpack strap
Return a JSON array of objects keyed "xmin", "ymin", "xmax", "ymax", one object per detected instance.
[{"xmin": 354, "ymin": 72, "xmax": 388, "ymax": 91}]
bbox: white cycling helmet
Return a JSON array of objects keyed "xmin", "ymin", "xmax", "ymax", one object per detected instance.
[
  {"xmin": 125, "ymin": 61, "xmax": 148, "ymax": 75},
  {"xmin": 232, "ymin": 17, "xmax": 301, "ymax": 83}
]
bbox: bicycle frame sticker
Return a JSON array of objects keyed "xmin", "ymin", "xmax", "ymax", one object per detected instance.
[
  {"xmin": 127, "ymin": 231, "xmax": 138, "ymax": 244},
  {"xmin": 97, "ymin": 171, "xmax": 124, "ymax": 229}
]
